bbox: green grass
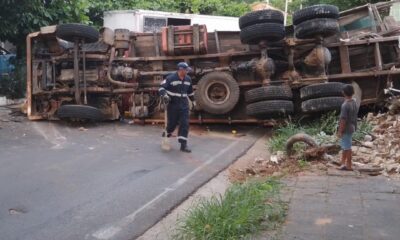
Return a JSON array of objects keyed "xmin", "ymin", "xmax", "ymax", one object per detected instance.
[
  {"xmin": 269, "ymin": 122, "xmax": 302, "ymax": 154},
  {"xmin": 174, "ymin": 179, "xmax": 286, "ymax": 240},
  {"xmin": 353, "ymin": 119, "xmax": 373, "ymax": 142},
  {"xmin": 268, "ymin": 111, "xmax": 373, "ymax": 154},
  {"xmin": 298, "ymin": 159, "xmax": 310, "ymax": 169},
  {"xmin": 269, "ymin": 111, "xmax": 339, "ymax": 154}
]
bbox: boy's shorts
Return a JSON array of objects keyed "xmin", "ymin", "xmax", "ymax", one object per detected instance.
[{"xmin": 340, "ymin": 133, "xmax": 353, "ymax": 151}]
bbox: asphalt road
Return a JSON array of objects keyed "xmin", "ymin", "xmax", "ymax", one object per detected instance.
[{"xmin": 0, "ymin": 107, "xmax": 260, "ymax": 240}]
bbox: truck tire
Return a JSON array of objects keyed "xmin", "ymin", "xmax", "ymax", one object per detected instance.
[
  {"xmin": 352, "ymin": 81, "xmax": 362, "ymax": 109},
  {"xmin": 240, "ymin": 23, "xmax": 285, "ymax": 44},
  {"xmin": 57, "ymin": 105, "xmax": 104, "ymax": 121},
  {"xmin": 239, "ymin": 10, "xmax": 284, "ymax": 29},
  {"xmin": 274, "ymin": 60, "xmax": 289, "ymax": 74},
  {"xmin": 300, "ymin": 82, "xmax": 344, "ymax": 100},
  {"xmin": 245, "ymin": 85, "xmax": 293, "ymax": 103},
  {"xmin": 194, "ymin": 72, "xmax": 240, "ymax": 114},
  {"xmin": 56, "ymin": 23, "xmax": 99, "ymax": 43},
  {"xmin": 301, "ymin": 97, "xmax": 344, "ymax": 113},
  {"xmin": 293, "ymin": 4, "xmax": 339, "ymax": 25},
  {"xmin": 295, "ymin": 18, "xmax": 339, "ymax": 39},
  {"xmin": 286, "ymin": 133, "xmax": 318, "ymax": 156},
  {"xmin": 246, "ymin": 100, "xmax": 294, "ymax": 118}
]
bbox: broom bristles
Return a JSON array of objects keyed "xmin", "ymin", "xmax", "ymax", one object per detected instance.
[{"xmin": 161, "ymin": 136, "xmax": 171, "ymax": 151}]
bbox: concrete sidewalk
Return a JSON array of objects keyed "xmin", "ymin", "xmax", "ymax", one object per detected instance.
[{"xmin": 281, "ymin": 172, "xmax": 400, "ymax": 240}]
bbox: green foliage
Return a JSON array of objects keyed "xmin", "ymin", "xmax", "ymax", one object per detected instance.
[
  {"xmin": 269, "ymin": 111, "xmax": 339, "ymax": 153},
  {"xmin": 269, "ymin": 111, "xmax": 375, "ymax": 155},
  {"xmin": 0, "ymin": 0, "xmax": 250, "ymax": 55},
  {"xmin": 0, "ymin": 58, "xmax": 26, "ymax": 98},
  {"xmin": 269, "ymin": 122, "xmax": 303, "ymax": 153},
  {"xmin": 1, "ymin": 0, "xmax": 383, "ymax": 55},
  {"xmin": 174, "ymin": 179, "xmax": 286, "ymax": 240},
  {"xmin": 353, "ymin": 119, "xmax": 373, "ymax": 142},
  {"xmin": 303, "ymin": 0, "xmax": 381, "ymax": 11},
  {"xmin": 306, "ymin": 111, "xmax": 339, "ymax": 136},
  {"xmin": 298, "ymin": 159, "xmax": 310, "ymax": 169}
]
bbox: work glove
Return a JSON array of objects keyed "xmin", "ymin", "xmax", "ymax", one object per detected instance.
[{"xmin": 162, "ymin": 95, "xmax": 170, "ymax": 105}]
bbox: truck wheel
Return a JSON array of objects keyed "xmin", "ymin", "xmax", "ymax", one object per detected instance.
[
  {"xmin": 56, "ymin": 23, "xmax": 99, "ymax": 43},
  {"xmin": 295, "ymin": 18, "xmax": 339, "ymax": 39},
  {"xmin": 240, "ymin": 23, "xmax": 285, "ymax": 44},
  {"xmin": 300, "ymin": 82, "xmax": 344, "ymax": 100},
  {"xmin": 245, "ymin": 85, "xmax": 293, "ymax": 103},
  {"xmin": 286, "ymin": 133, "xmax": 318, "ymax": 156},
  {"xmin": 293, "ymin": 4, "xmax": 339, "ymax": 25},
  {"xmin": 57, "ymin": 105, "xmax": 105, "ymax": 121},
  {"xmin": 352, "ymin": 81, "xmax": 362, "ymax": 109},
  {"xmin": 301, "ymin": 97, "xmax": 344, "ymax": 113},
  {"xmin": 194, "ymin": 72, "xmax": 240, "ymax": 114},
  {"xmin": 239, "ymin": 10, "xmax": 284, "ymax": 29},
  {"xmin": 274, "ymin": 60, "xmax": 289, "ymax": 74},
  {"xmin": 246, "ymin": 100, "xmax": 294, "ymax": 118}
]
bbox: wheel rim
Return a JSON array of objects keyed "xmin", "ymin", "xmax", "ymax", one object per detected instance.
[{"xmin": 205, "ymin": 81, "xmax": 230, "ymax": 105}]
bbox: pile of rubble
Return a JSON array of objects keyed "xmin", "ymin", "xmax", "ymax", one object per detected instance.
[{"xmin": 352, "ymin": 112, "xmax": 400, "ymax": 176}]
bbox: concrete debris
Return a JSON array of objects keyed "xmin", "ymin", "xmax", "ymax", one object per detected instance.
[
  {"xmin": 388, "ymin": 98, "xmax": 400, "ymax": 115},
  {"xmin": 351, "ymin": 111, "xmax": 400, "ymax": 177},
  {"xmin": 364, "ymin": 135, "xmax": 373, "ymax": 142}
]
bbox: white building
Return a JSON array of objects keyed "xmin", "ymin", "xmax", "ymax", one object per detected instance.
[{"xmin": 103, "ymin": 9, "xmax": 240, "ymax": 33}]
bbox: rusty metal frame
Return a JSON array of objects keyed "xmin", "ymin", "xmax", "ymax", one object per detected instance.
[{"xmin": 26, "ymin": 1, "xmax": 400, "ymax": 123}]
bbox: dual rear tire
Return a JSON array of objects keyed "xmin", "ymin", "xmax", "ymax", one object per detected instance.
[
  {"xmin": 293, "ymin": 4, "xmax": 340, "ymax": 39},
  {"xmin": 239, "ymin": 9, "xmax": 285, "ymax": 44},
  {"xmin": 300, "ymin": 82, "xmax": 345, "ymax": 113},
  {"xmin": 245, "ymin": 85, "xmax": 294, "ymax": 119}
]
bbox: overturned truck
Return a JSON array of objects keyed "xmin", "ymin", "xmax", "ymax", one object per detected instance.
[{"xmin": 26, "ymin": 1, "xmax": 400, "ymax": 123}]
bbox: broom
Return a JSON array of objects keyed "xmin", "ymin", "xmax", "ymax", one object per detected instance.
[{"xmin": 161, "ymin": 105, "xmax": 171, "ymax": 151}]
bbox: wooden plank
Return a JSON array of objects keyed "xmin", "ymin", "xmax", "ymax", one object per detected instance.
[
  {"xmin": 114, "ymin": 51, "xmax": 260, "ymax": 62},
  {"xmin": 327, "ymin": 69, "xmax": 400, "ymax": 80},
  {"xmin": 193, "ymin": 24, "xmax": 200, "ymax": 54},
  {"xmin": 374, "ymin": 42, "xmax": 383, "ymax": 70},
  {"xmin": 326, "ymin": 35, "xmax": 399, "ymax": 47},
  {"xmin": 214, "ymin": 31, "xmax": 220, "ymax": 53},
  {"xmin": 167, "ymin": 26, "xmax": 174, "ymax": 56},
  {"xmin": 339, "ymin": 45, "xmax": 351, "ymax": 73},
  {"xmin": 368, "ymin": 5, "xmax": 377, "ymax": 33},
  {"xmin": 153, "ymin": 32, "xmax": 160, "ymax": 57}
]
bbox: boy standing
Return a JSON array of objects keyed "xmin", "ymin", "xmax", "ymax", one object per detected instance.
[{"xmin": 337, "ymin": 84, "xmax": 359, "ymax": 171}]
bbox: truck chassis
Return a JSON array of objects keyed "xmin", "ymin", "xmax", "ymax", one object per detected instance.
[{"xmin": 26, "ymin": 1, "xmax": 400, "ymax": 123}]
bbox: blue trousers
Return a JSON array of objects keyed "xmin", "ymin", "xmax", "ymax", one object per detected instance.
[{"xmin": 166, "ymin": 105, "xmax": 189, "ymax": 144}]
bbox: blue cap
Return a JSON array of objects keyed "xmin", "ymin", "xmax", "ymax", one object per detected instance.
[{"xmin": 177, "ymin": 62, "xmax": 191, "ymax": 71}]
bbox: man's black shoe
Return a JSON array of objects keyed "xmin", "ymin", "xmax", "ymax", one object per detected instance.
[{"xmin": 180, "ymin": 144, "xmax": 192, "ymax": 153}]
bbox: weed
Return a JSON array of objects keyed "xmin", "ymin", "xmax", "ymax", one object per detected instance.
[
  {"xmin": 298, "ymin": 159, "xmax": 309, "ymax": 169},
  {"xmin": 174, "ymin": 179, "xmax": 286, "ymax": 240},
  {"xmin": 268, "ymin": 122, "xmax": 303, "ymax": 153},
  {"xmin": 353, "ymin": 119, "xmax": 373, "ymax": 142},
  {"xmin": 269, "ymin": 111, "xmax": 339, "ymax": 154}
]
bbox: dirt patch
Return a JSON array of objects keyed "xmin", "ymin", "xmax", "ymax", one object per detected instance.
[{"xmin": 228, "ymin": 132, "xmax": 326, "ymax": 182}]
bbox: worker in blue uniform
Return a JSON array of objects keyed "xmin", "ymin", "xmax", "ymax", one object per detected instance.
[{"xmin": 159, "ymin": 62, "xmax": 196, "ymax": 153}]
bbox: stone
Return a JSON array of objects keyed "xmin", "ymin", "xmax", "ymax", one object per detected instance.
[
  {"xmin": 362, "ymin": 141, "xmax": 374, "ymax": 148},
  {"xmin": 385, "ymin": 164, "xmax": 400, "ymax": 174},
  {"xmin": 359, "ymin": 147, "xmax": 371, "ymax": 154},
  {"xmin": 254, "ymin": 156, "xmax": 265, "ymax": 164},
  {"xmin": 270, "ymin": 155, "xmax": 279, "ymax": 164},
  {"xmin": 364, "ymin": 135, "xmax": 373, "ymax": 142}
]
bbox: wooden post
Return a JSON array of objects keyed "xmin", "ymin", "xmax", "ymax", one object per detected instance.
[
  {"xmin": 339, "ymin": 45, "xmax": 351, "ymax": 73},
  {"xmin": 214, "ymin": 31, "xmax": 221, "ymax": 53},
  {"xmin": 374, "ymin": 42, "xmax": 383, "ymax": 70}
]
